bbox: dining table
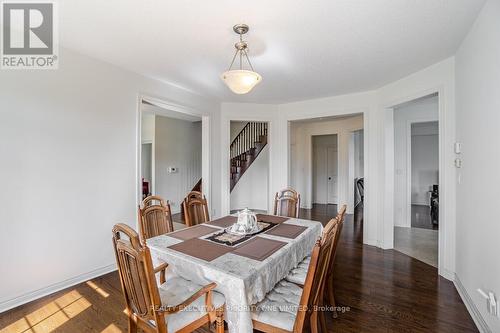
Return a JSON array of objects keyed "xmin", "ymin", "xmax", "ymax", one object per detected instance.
[{"xmin": 147, "ymin": 214, "xmax": 323, "ymax": 333}]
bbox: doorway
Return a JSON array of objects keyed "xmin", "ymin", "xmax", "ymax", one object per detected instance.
[
  {"xmin": 141, "ymin": 142, "xmax": 153, "ymax": 196},
  {"xmin": 137, "ymin": 96, "xmax": 209, "ymax": 226},
  {"xmin": 229, "ymin": 120, "xmax": 269, "ymax": 213},
  {"xmin": 288, "ymin": 114, "xmax": 364, "ymax": 225},
  {"xmin": 392, "ymin": 94, "xmax": 439, "ymax": 267},
  {"xmin": 312, "ymin": 134, "xmax": 338, "ymax": 205},
  {"xmin": 410, "ymin": 121, "xmax": 439, "ymax": 231}
]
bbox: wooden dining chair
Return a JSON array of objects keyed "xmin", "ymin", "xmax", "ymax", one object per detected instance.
[
  {"xmin": 325, "ymin": 204, "xmax": 347, "ymax": 318},
  {"xmin": 284, "ymin": 215, "xmax": 339, "ymax": 286},
  {"xmin": 284, "ymin": 204, "xmax": 347, "ymax": 319},
  {"xmin": 182, "ymin": 191, "xmax": 210, "ymax": 227},
  {"xmin": 273, "ymin": 187, "xmax": 301, "ymax": 218},
  {"xmin": 143, "ymin": 195, "xmax": 168, "ymax": 208},
  {"xmin": 112, "ymin": 223, "xmax": 225, "ymax": 333},
  {"xmin": 139, "ymin": 195, "xmax": 174, "ymax": 241},
  {"xmin": 252, "ymin": 223, "xmax": 339, "ymax": 333}
]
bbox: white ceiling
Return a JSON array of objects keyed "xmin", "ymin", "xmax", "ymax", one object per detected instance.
[{"xmin": 59, "ymin": 0, "xmax": 485, "ymax": 104}]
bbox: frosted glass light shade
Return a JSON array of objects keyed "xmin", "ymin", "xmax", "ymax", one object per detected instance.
[{"xmin": 221, "ymin": 69, "xmax": 262, "ymax": 94}]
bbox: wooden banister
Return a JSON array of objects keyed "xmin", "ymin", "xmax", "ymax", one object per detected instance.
[{"xmin": 230, "ymin": 122, "xmax": 268, "ymax": 191}]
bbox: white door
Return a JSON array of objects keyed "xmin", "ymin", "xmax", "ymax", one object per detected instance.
[{"xmin": 327, "ymin": 147, "xmax": 338, "ymax": 204}]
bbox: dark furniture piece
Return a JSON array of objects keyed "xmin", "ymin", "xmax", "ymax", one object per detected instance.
[{"xmin": 430, "ymin": 184, "xmax": 439, "ymax": 225}]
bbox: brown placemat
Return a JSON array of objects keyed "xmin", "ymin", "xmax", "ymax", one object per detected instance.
[
  {"xmin": 168, "ymin": 225, "xmax": 219, "ymax": 241},
  {"xmin": 207, "ymin": 216, "xmax": 237, "ymax": 228},
  {"xmin": 232, "ymin": 237, "xmax": 287, "ymax": 261},
  {"xmin": 265, "ymin": 223, "xmax": 307, "ymax": 239},
  {"xmin": 168, "ymin": 238, "xmax": 232, "ymax": 261},
  {"xmin": 256, "ymin": 214, "xmax": 289, "ymax": 224}
]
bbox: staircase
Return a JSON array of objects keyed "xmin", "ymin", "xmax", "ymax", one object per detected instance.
[{"xmin": 230, "ymin": 122, "xmax": 268, "ymax": 191}]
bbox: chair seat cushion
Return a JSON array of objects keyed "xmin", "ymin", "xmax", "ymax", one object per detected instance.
[
  {"xmin": 285, "ymin": 255, "xmax": 310, "ymax": 285},
  {"xmin": 251, "ymin": 280, "xmax": 303, "ymax": 331},
  {"xmin": 156, "ymin": 276, "xmax": 225, "ymax": 333}
]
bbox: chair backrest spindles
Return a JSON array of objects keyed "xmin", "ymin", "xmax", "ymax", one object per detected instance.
[
  {"xmin": 273, "ymin": 187, "xmax": 301, "ymax": 218},
  {"xmin": 293, "ymin": 217, "xmax": 340, "ymax": 332},
  {"xmin": 112, "ymin": 224, "xmax": 163, "ymax": 326},
  {"xmin": 139, "ymin": 195, "xmax": 174, "ymax": 241},
  {"xmin": 182, "ymin": 191, "xmax": 210, "ymax": 227}
]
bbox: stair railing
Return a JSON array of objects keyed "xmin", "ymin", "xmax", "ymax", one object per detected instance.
[{"xmin": 230, "ymin": 122, "xmax": 268, "ymax": 160}]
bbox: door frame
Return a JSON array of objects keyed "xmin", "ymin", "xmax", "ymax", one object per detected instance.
[
  {"xmin": 383, "ymin": 89, "xmax": 453, "ymax": 279},
  {"xmin": 221, "ymin": 115, "xmax": 273, "ymax": 216},
  {"xmin": 311, "ymin": 137, "xmax": 339, "ymax": 205},
  {"xmin": 140, "ymin": 140, "xmax": 155, "ymax": 195},
  {"xmin": 303, "ymin": 122, "xmax": 363, "ymax": 210},
  {"xmin": 136, "ymin": 94, "xmax": 211, "ymax": 217},
  {"xmin": 405, "ymin": 118, "xmax": 439, "ymax": 227}
]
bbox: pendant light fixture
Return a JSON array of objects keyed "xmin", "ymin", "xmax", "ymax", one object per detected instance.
[{"xmin": 221, "ymin": 24, "xmax": 262, "ymax": 94}]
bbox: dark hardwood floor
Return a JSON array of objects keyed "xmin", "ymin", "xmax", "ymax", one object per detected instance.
[
  {"xmin": 0, "ymin": 203, "xmax": 477, "ymax": 333},
  {"xmin": 411, "ymin": 204, "xmax": 438, "ymax": 230}
]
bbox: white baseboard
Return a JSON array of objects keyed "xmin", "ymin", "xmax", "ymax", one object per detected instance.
[
  {"xmin": 439, "ymin": 267, "xmax": 455, "ymax": 281},
  {"xmin": 454, "ymin": 274, "xmax": 491, "ymax": 333},
  {"xmin": 0, "ymin": 263, "xmax": 117, "ymax": 314},
  {"xmin": 363, "ymin": 238, "xmax": 378, "ymax": 247}
]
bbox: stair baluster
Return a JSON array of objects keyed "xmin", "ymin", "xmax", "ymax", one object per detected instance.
[{"xmin": 229, "ymin": 122, "xmax": 268, "ymax": 191}]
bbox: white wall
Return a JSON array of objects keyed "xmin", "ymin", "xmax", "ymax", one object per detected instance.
[
  {"xmin": 141, "ymin": 113, "xmax": 156, "ymax": 191},
  {"xmin": 230, "ymin": 145, "xmax": 269, "ymax": 211},
  {"xmin": 411, "ymin": 122, "xmax": 438, "ymax": 205},
  {"xmin": 349, "ymin": 130, "xmax": 364, "ymax": 208},
  {"xmin": 141, "ymin": 143, "xmax": 153, "ymax": 187},
  {"xmin": 230, "ymin": 121, "xmax": 248, "ymax": 142},
  {"xmin": 290, "ymin": 115, "xmax": 363, "ymax": 211},
  {"xmin": 455, "ymin": 1, "xmax": 500, "ymax": 331},
  {"xmin": 141, "ymin": 113, "xmax": 156, "ymax": 142},
  {"xmin": 353, "ymin": 130, "xmax": 364, "ymax": 179},
  {"xmin": 393, "ymin": 96, "xmax": 438, "ymax": 226},
  {"xmin": 0, "ymin": 47, "xmax": 219, "ymax": 312},
  {"xmin": 154, "ymin": 116, "xmax": 202, "ymax": 213}
]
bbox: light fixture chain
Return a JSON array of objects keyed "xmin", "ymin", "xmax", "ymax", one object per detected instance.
[
  {"xmin": 243, "ymin": 49, "xmax": 255, "ymax": 72},
  {"xmin": 227, "ymin": 49, "xmax": 239, "ymax": 71}
]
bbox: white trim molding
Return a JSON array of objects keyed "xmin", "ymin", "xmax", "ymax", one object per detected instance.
[
  {"xmin": 0, "ymin": 264, "xmax": 117, "ymax": 313},
  {"xmin": 454, "ymin": 274, "xmax": 491, "ymax": 333},
  {"xmin": 136, "ymin": 94, "xmax": 212, "ymax": 217}
]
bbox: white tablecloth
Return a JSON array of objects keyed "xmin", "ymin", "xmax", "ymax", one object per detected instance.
[{"xmin": 148, "ymin": 217, "xmax": 322, "ymax": 333}]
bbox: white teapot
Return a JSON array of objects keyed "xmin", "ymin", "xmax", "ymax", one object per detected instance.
[{"xmin": 229, "ymin": 208, "xmax": 258, "ymax": 234}]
